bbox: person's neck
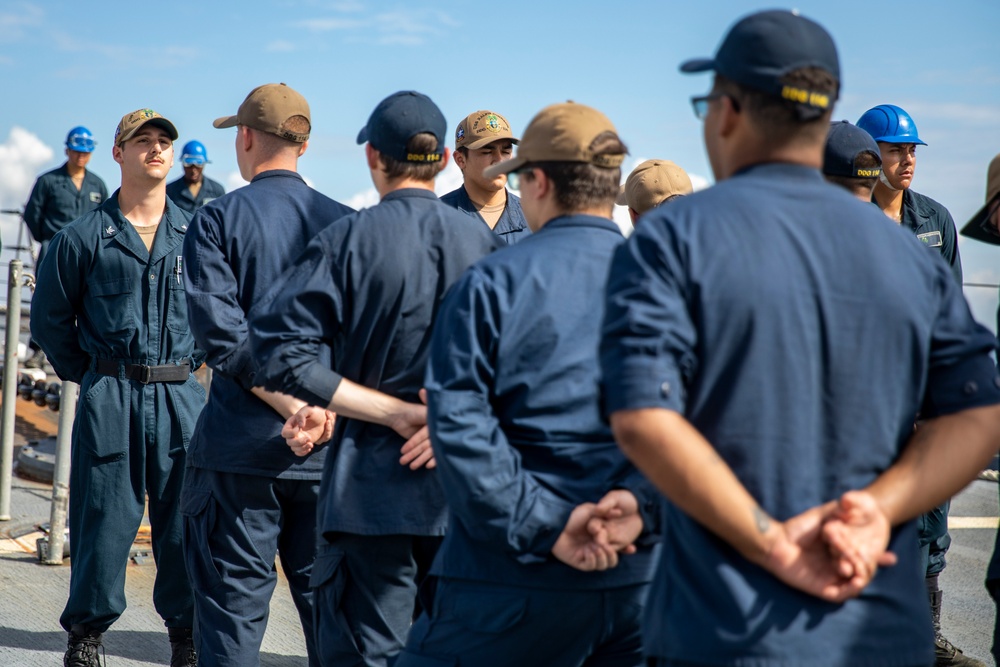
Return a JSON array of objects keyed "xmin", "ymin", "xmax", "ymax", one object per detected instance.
[
  {"xmin": 532, "ymin": 205, "xmax": 611, "ymax": 232},
  {"xmin": 66, "ymin": 162, "xmax": 86, "ymax": 179},
  {"xmin": 873, "ymin": 182, "xmax": 904, "ymax": 221},
  {"xmin": 377, "ymin": 177, "xmax": 436, "ymax": 198},
  {"xmin": 464, "ymin": 181, "xmax": 507, "ymax": 208},
  {"xmin": 118, "ymin": 183, "xmax": 167, "ymax": 227},
  {"xmin": 186, "ymin": 179, "xmax": 203, "ymax": 197},
  {"xmin": 249, "ymin": 156, "xmax": 298, "ymax": 179}
]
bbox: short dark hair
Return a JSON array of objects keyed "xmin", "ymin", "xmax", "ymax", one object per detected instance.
[
  {"xmin": 716, "ymin": 67, "xmax": 838, "ymax": 145},
  {"xmin": 378, "ymin": 133, "xmax": 445, "ymax": 181},
  {"xmin": 521, "ymin": 131, "xmax": 627, "ymax": 212},
  {"xmin": 825, "ymin": 150, "xmax": 880, "ymax": 195}
]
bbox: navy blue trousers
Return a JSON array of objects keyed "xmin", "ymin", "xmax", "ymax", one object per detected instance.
[
  {"xmin": 395, "ymin": 578, "xmax": 648, "ymax": 667},
  {"xmin": 312, "ymin": 532, "xmax": 440, "ymax": 667},
  {"xmin": 182, "ymin": 467, "xmax": 320, "ymax": 667},
  {"xmin": 60, "ymin": 394, "xmax": 193, "ymax": 634}
]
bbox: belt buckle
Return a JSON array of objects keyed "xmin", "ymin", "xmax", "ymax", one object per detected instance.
[{"xmin": 138, "ymin": 364, "xmax": 153, "ymax": 384}]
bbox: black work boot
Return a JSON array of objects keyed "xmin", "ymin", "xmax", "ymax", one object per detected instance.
[
  {"xmin": 929, "ymin": 589, "xmax": 986, "ymax": 667},
  {"xmin": 168, "ymin": 627, "xmax": 197, "ymax": 667},
  {"xmin": 64, "ymin": 625, "xmax": 103, "ymax": 667}
]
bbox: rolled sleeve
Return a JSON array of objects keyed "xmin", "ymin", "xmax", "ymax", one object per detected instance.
[
  {"xmin": 601, "ymin": 222, "xmax": 696, "ymax": 416},
  {"xmin": 921, "ymin": 264, "xmax": 1000, "ymax": 418},
  {"xmin": 427, "ymin": 269, "xmax": 576, "ymax": 562}
]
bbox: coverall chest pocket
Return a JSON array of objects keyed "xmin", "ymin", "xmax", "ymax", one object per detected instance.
[
  {"xmin": 85, "ymin": 277, "xmax": 135, "ymax": 344},
  {"xmin": 166, "ymin": 273, "xmax": 189, "ymax": 334}
]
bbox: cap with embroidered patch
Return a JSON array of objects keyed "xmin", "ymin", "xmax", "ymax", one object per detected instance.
[
  {"xmin": 823, "ymin": 121, "xmax": 882, "ymax": 179},
  {"xmin": 357, "ymin": 91, "xmax": 446, "ymax": 163},
  {"xmin": 680, "ymin": 9, "xmax": 840, "ymax": 120},
  {"xmin": 214, "ymin": 83, "xmax": 311, "ymax": 143},
  {"xmin": 455, "ymin": 111, "xmax": 519, "ymax": 150},
  {"xmin": 483, "ymin": 102, "xmax": 626, "ymax": 179},
  {"xmin": 115, "ymin": 109, "xmax": 178, "ymax": 147},
  {"xmin": 616, "ymin": 160, "xmax": 693, "ymax": 214}
]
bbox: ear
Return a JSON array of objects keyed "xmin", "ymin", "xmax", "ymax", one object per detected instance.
[
  {"xmin": 628, "ymin": 208, "xmax": 639, "ymax": 226},
  {"xmin": 718, "ymin": 95, "xmax": 740, "ymax": 138},
  {"xmin": 365, "ymin": 143, "xmax": 380, "ymax": 171},
  {"xmin": 452, "ymin": 148, "xmax": 466, "ymax": 172},
  {"xmin": 298, "ymin": 140, "xmax": 308, "ymax": 158},
  {"xmin": 240, "ymin": 126, "xmax": 253, "ymax": 152},
  {"xmin": 533, "ymin": 167, "xmax": 552, "ymax": 199},
  {"xmin": 439, "ymin": 146, "xmax": 451, "ymax": 171},
  {"xmin": 112, "ymin": 144, "xmax": 124, "ymax": 165}
]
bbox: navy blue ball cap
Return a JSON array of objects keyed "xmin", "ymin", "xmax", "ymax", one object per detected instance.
[
  {"xmin": 357, "ymin": 91, "xmax": 447, "ymax": 163},
  {"xmin": 681, "ymin": 10, "xmax": 840, "ymax": 115},
  {"xmin": 823, "ymin": 121, "xmax": 882, "ymax": 178}
]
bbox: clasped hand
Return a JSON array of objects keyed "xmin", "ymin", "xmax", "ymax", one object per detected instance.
[{"xmin": 552, "ymin": 488, "xmax": 897, "ymax": 605}]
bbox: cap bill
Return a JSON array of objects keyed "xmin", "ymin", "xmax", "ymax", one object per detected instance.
[
  {"xmin": 679, "ymin": 57, "xmax": 716, "ymax": 73},
  {"xmin": 959, "ymin": 200, "xmax": 1000, "ymax": 245},
  {"xmin": 483, "ymin": 155, "xmax": 526, "ymax": 180},
  {"xmin": 356, "ymin": 126, "xmax": 369, "ymax": 145},
  {"xmin": 214, "ymin": 115, "xmax": 238, "ymax": 129}
]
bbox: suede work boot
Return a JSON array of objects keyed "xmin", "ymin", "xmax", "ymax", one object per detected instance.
[
  {"xmin": 64, "ymin": 625, "xmax": 103, "ymax": 667},
  {"xmin": 168, "ymin": 627, "xmax": 197, "ymax": 667},
  {"xmin": 929, "ymin": 590, "xmax": 986, "ymax": 667}
]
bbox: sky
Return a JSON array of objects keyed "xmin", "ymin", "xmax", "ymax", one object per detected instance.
[{"xmin": 0, "ymin": 0, "xmax": 998, "ymax": 325}]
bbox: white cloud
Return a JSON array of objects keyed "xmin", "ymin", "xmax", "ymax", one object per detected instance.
[
  {"xmin": 0, "ymin": 126, "xmax": 53, "ymax": 273},
  {"xmin": 293, "ymin": 7, "xmax": 456, "ymax": 46},
  {"xmin": 0, "ymin": 4, "xmax": 43, "ymax": 42},
  {"xmin": 267, "ymin": 40, "xmax": 297, "ymax": 52},
  {"xmin": 295, "ymin": 17, "xmax": 366, "ymax": 31},
  {"xmin": 0, "ymin": 126, "xmax": 53, "ymax": 210},
  {"xmin": 222, "ymin": 171, "xmax": 248, "ymax": 193}
]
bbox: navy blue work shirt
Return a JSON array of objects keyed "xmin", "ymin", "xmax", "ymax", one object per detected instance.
[
  {"xmin": 183, "ymin": 169, "xmax": 353, "ymax": 478},
  {"xmin": 440, "ymin": 185, "xmax": 531, "ymax": 245},
  {"xmin": 31, "ymin": 192, "xmax": 200, "ymax": 383},
  {"xmin": 250, "ymin": 188, "xmax": 503, "ymax": 536},
  {"xmin": 601, "ymin": 163, "xmax": 1000, "ymax": 666},
  {"xmin": 899, "ymin": 188, "xmax": 963, "ymax": 287},
  {"xmin": 24, "ymin": 163, "xmax": 108, "ymax": 244},
  {"xmin": 167, "ymin": 175, "xmax": 226, "ymax": 215},
  {"xmin": 426, "ymin": 214, "xmax": 659, "ymax": 590}
]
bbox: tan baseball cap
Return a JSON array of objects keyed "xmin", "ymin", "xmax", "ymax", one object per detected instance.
[
  {"xmin": 114, "ymin": 109, "xmax": 179, "ymax": 147},
  {"xmin": 616, "ymin": 160, "xmax": 694, "ymax": 214},
  {"xmin": 483, "ymin": 102, "xmax": 626, "ymax": 179},
  {"xmin": 455, "ymin": 110, "xmax": 519, "ymax": 150},
  {"xmin": 214, "ymin": 83, "xmax": 311, "ymax": 143}
]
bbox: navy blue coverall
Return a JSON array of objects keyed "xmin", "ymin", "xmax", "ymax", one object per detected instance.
[
  {"xmin": 601, "ymin": 164, "xmax": 1000, "ymax": 667},
  {"xmin": 31, "ymin": 193, "xmax": 203, "ymax": 635},
  {"xmin": 397, "ymin": 214, "xmax": 660, "ymax": 667},
  {"xmin": 439, "ymin": 185, "xmax": 531, "ymax": 245},
  {"xmin": 166, "ymin": 175, "xmax": 226, "ymax": 215},
  {"xmin": 250, "ymin": 188, "xmax": 502, "ymax": 667},
  {"xmin": 181, "ymin": 169, "xmax": 353, "ymax": 667},
  {"xmin": 24, "ymin": 163, "xmax": 108, "ymax": 266}
]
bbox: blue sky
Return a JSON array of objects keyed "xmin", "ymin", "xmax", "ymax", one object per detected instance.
[{"xmin": 1, "ymin": 0, "xmax": 999, "ymax": 323}]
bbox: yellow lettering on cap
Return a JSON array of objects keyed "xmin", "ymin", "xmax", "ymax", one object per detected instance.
[
  {"xmin": 856, "ymin": 168, "xmax": 882, "ymax": 177},
  {"xmin": 406, "ymin": 153, "xmax": 442, "ymax": 162},
  {"xmin": 780, "ymin": 86, "xmax": 830, "ymax": 109}
]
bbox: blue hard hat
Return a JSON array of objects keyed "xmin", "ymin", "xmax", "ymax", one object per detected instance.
[
  {"xmin": 180, "ymin": 140, "xmax": 210, "ymax": 166},
  {"xmin": 65, "ymin": 126, "xmax": 96, "ymax": 153},
  {"xmin": 856, "ymin": 104, "xmax": 926, "ymax": 146}
]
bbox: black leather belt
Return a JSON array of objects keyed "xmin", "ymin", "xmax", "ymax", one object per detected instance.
[{"xmin": 94, "ymin": 359, "xmax": 191, "ymax": 384}]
